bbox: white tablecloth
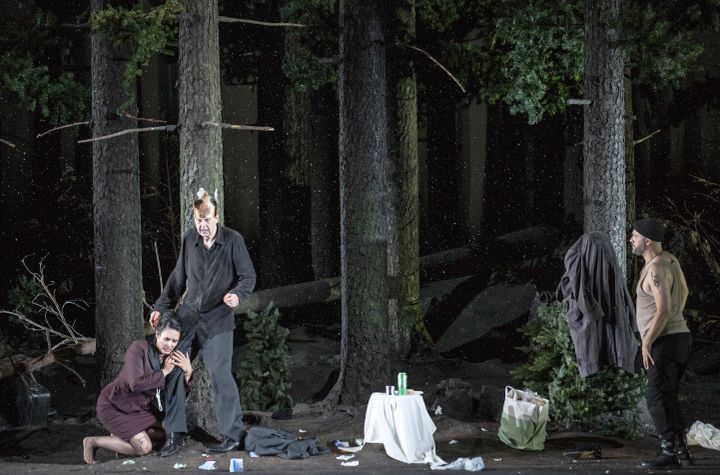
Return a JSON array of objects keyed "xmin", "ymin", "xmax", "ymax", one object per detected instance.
[{"xmin": 363, "ymin": 392, "xmax": 444, "ymax": 464}]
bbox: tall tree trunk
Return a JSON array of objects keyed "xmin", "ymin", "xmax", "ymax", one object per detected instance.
[
  {"xmin": 178, "ymin": 0, "xmax": 224, "ymax": 234},
  {"xmin": 309, "ymin": 87, "xmax": 340, "ymax": 279},
  {"xmin": 583, "ymin": 0, "xmax": 626, "ymax": 275},
  {"xmin": 386, "ymin": 0, "xmax": 419, "ymax": 358},
  {"xmin": 624, "ymin": 69, "xmax": 637, "ymax": 280},
  {"xmin": 337, "ymin": 0, "xmax": 392, "ymax": 405},
  {"xmin": 177, "ymin": 0, "xmax": 223, "ymax": 438},
  {"xmin": 91, "ymin": 0, "xmax": 143, "ymax": 387}
]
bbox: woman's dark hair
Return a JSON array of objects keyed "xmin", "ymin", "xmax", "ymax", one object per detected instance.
[{"xmin": 155, "ymin": 311, "xmax": 182, "ymax": 335}]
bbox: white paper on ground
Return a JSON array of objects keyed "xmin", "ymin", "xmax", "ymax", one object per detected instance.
[
  {"xmin": 448, "ymin": 440, "xmax": 459, "ymax": 445},
  {"xmin": 122, "ymin": 460, "xmax": 136, "ymax": 465},
  {"xmin": 336, "ymin": 454, "xmax": 355, "ymax": 461},
  {"xmin": 430, "ymin": 456, "xmax": 485, "ymax": 471},
  {"xmin": 173, "ymin": 463, "xmax": 187, "ymax": 469},
  {"xmin": 341, "ymin": 460, "xmax": 360, "ymax": 467},
  {"xmin": 434, "ymin": 405, "xmax": 443, "ymax": 415},
  {"xmin": 198, "ymin": 460, "xmax": 217, "ymax": 470},
  {"xmin": 337, "ymin": 444, "xmax": 365, "ymax": 453}
]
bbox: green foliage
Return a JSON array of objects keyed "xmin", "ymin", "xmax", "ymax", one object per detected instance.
[
  {"xmin": 91, "ymin": 0, "xmax": 183, "ymax": 110},
  {"xmin": 0, "ymin": 55, "xmax": 89, "ymax": 126},
  {"xmin": 419, "ymin": 0, "xmax": 713, "ymax": 124},
  {"xmin": 280, "ymin": 0, "xmax": 337, "ymax": 91},
  {"xmin": 513, "ymin": 304, "xmax": 647, "ymax": 439},
  {"xmin": 0, "ymin": 0, "xmax": 89, "ymax": 124},
  {"xmin": 492, "ymin": 1, "xmax": 583, "ymax": 124},
  {"xmin": 238, "ymin": 304, "xmax": 294, "ymax": 412},
  {"xmin": 620, "ymin": 0, "xmax": 709, "ymax": 89}
]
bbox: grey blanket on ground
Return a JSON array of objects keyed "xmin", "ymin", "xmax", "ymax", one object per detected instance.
[{"xmin": 244, "ymin": 427, "xmax": 330, "ymax": 459}]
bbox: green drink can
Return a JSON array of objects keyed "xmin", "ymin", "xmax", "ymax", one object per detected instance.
[{"xmin": 397, "ymin": 372, "xmax": 407, "ymax": 395}]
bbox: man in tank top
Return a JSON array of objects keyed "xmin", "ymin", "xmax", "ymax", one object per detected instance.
[{"xmin": 629, "ymin": 218, "xmax": 692, "ymax": 468}]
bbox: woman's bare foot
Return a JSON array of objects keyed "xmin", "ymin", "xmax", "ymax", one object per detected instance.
[{"xmin": 83, "ymin": 437, "xmax": 98, "ymax": 464}]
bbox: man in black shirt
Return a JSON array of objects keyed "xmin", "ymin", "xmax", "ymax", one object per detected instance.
[{"xmin": 150, "ymin": 188, "xmax": 256, "ymax": 456}]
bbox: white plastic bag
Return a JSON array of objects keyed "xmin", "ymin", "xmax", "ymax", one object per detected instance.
[{"xmin": 687, "ymin": 421, "xmax": 720, "ymax": 451}]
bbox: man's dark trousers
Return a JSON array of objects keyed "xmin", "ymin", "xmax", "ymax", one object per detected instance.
[
  {"xmin": 646, "ymin": 332, "xmax": 692, "ymax": 441},
  {"xmin": 163, "ymin": 311, "xmax": 245, "ymax": 441}
]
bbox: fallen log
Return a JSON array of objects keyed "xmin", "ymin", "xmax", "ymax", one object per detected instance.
[
  {"xmin": 232, "ymin": 226, "xmax": 558, "ymax": 315},
  {"xmin": 234, "ymin": 277, "xmax": 340, "ymax": 315}
]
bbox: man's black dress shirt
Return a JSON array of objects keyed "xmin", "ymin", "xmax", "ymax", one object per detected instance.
[{"xmin": 154, "ymin": 225, "xmax": 256, "ymax": 343}]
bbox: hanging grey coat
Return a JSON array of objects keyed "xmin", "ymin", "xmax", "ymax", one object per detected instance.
[{"xmin": 556, "ymin": 232, "xmax": 637, "ymax": 377}]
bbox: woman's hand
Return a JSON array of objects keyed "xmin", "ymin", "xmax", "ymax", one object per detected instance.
[
  {"xmin": 171, "ymin": 351, "xmax": 193, "ymax": 381},
  {"xmin": 161, "ymin": 355, "xmax": 176, "ymax": 377}
]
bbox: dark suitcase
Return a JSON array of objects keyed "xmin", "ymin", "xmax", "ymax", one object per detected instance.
[{"xmin": 14, "ymin": 374, "xmax": 51, "ymax": 426}]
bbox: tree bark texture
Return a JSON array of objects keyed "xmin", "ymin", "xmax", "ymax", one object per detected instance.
[
  {"xmin": 624, "ymin": 69, "xmax": 637, "ymax": 281},
  {"xmin": 583, "ymin": 0, "xmax": 626, "ymax": 276},
  {"xmin": 338, "ymin": 0, "xmax": 392, "ymax": 405},
  {"xmin": 178, "ymin": 0, "xmax": 224, "ymax": 235},
  {"xmin": 91, "ymin": 0, "xmax": 144, "ymax": 387},
  {"xmin": 386, "ymin": 0, "xmax": 420, "ymax": 358},
  {"xmin": 177, "ymin": 0, "xmax": 223, "ymax": 437},
  {"xmin": 309, "ymin": 87, "xmax": 341, "ymax": 279}
]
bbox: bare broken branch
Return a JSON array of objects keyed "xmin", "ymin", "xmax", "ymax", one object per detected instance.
[
  {"xmin": 567, "ymin": 98, "xmax": 592, "ymax": 106},
  {"xmin": 36, "ymin": 121, "xmax": 90, "ymax": 139},
  {"xmin": 1, "ymin": 138, "xmax": 17, "ymax": 148},
  {"xmin": 404, "ymin": 45, "xmax": 466, "ymax": 94},
  {"xmin": 119, "ymin": 112, "xmax": 167, "ymax": 124},
  {"xmin": 54, "ymin": 358, "xmax": 87, "ymax": 386},
  {"xmin": 202, "ymin": 121, "xmax": 275, "ymax": 132},
  {"xmin": 154, "ymin": 240, "xmax": 164, "ymax": 294},
  {"xmin": 218, "ymin": 16, "xmax": 307, "ymax": 28},
  {"xmin": 0, "ymin": 256, "xmax": 89, "ymax": 353},
  {"xmin": 77, "ymin": 124, "xmax": 177, "ymax": 144},
  {"xmin": 634, "ymin": 129, "xmax": 661, "ymax": 146}
]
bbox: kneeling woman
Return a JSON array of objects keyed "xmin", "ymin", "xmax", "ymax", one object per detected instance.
[{"xmin": 83, "ymin": 313, "xmax": 192, "ymax": 464}]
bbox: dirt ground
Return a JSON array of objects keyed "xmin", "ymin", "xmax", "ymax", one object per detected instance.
[{"xmin": 1, "ymin": 324, "xmax": 720, "ymax": 474}]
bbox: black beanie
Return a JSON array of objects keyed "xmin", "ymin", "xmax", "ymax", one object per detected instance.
[{"xmin": 634, "ymin": 218, "xmax": 665, "ymax": 242}]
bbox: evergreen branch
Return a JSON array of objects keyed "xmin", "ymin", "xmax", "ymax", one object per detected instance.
[
  {"xmin": 202, "ymin": 121, "xmax": 275, "ymax": 132},
  {"xmin": 404, "ymin": 45, "xmax": 466, "ymax": 94},
  {"xmin": 77, "ymin": 124, "xmax": 177, "ymax": 144},
  {"xmin": 218, "ymin": 16, "xmax": 307, "ymax": 28},
  {"xmin": 36, "ymin": 121, "xmax": 90, "ymax": 139}
]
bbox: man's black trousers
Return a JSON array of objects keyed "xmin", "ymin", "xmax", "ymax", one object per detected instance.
[{"xmin": 646, "ymin": 332, "xmax": 692, "ymax": 442}]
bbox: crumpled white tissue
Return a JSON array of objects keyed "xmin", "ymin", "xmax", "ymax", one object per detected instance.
[{"xmin": 430, "ymin": 456, "xmax": 485, "ymax": 471}]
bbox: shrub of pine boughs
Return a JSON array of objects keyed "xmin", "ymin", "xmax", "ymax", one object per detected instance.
[
  {"xmin": 237, "ymin": 304, "xmax": 293, "ymax": 412},
  {"xmin": 512, "ymin": 304, "xmax": 647, "ymax": 438}
]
